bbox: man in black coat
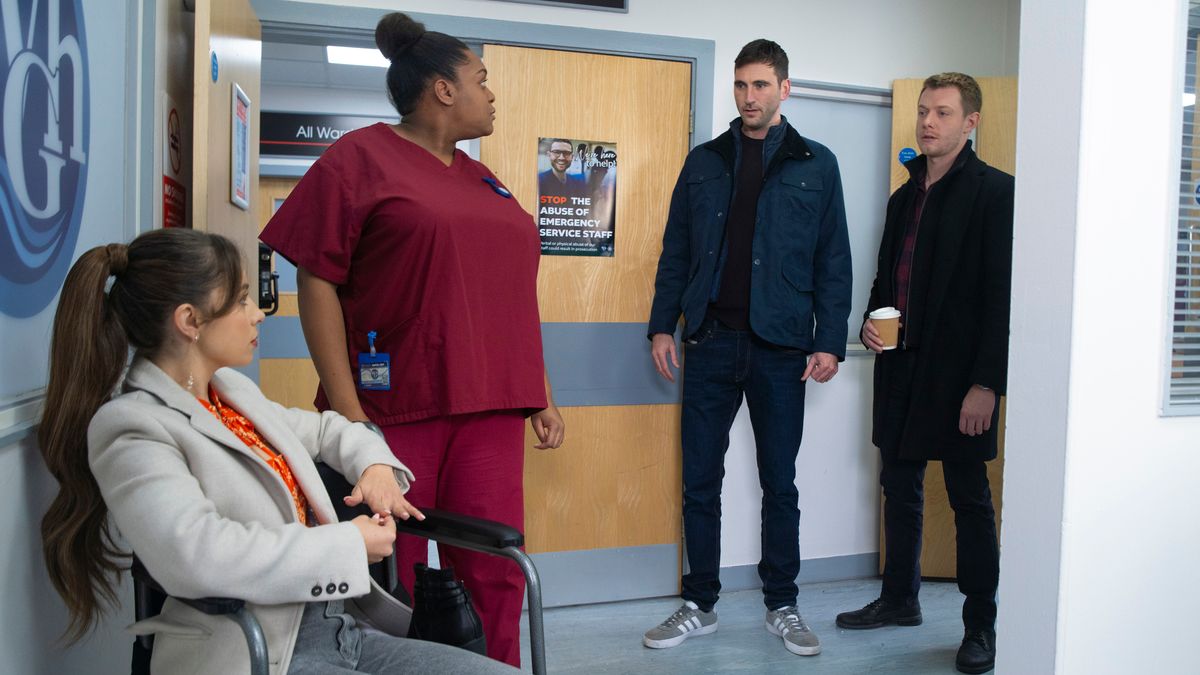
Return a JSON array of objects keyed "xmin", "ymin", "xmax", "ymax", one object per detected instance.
[{"xmin": 835, "ymin": 73, "xmax": 1013, "ymax": 675}]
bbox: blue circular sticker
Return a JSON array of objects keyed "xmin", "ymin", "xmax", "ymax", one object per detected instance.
[
  {"xmin": 0, "ymin": 0, "xmax": 91, "ymax": 317},
  {"xmin": 898, "ymin": 147, "xmax": 917, "ymax": 164},
  {"xmin": 1194, "ymin": 182, "xmax": 1200, "ymax": 206},
  {"xmin": 211, "ymin": 51, "xmax": 219, "ymax": 82}
]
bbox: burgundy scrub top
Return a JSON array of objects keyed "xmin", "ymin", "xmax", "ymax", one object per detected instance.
[{"xmin": 261, "ymin": 123, "xmax": 547, "ymax": 425}]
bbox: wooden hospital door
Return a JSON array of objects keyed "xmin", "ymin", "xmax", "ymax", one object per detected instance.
[
  {"xmin": 190, "ymin": 0, "xmax": 261, "ymax": 282},
  {"xmin": 480, "ymin": 45, "xmax": 692, "ymax": 564}
]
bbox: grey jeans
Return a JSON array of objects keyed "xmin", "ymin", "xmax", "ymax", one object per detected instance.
[{"xmin": 287, "ymin": 601, "xmax": 515, "ymax": 675}]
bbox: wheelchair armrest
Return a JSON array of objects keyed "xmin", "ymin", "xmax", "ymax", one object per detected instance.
[
  {"xmin": 131, "ymin": 557, "xmax": 246, "ymax": 616},
  {"xmin": 314, "ymin": 462, "xmax": 525, "ymax": 549},
  {"xmin": 394, "ymin": 507, "xmax": 525, "ymax": 550},
  {"xmin": 178, "ymin": 596, "xmax": 247, "ymax": 615}
]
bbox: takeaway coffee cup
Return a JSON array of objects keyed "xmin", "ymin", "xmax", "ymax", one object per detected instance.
[{"xmin": 868, "ymin": 307, "xmax": 902, "ymax": 350}]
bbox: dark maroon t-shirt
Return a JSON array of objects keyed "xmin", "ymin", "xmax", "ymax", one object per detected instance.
[{"xmin": 261, "ymin": 123, "xmax": 547, "ymax": 425}]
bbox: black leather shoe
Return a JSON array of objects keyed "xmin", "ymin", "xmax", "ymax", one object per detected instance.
[
  {"xmin": 835, "ymin": 596, "xmax": 923, "ymax": 629},
  {"xmin": 408, "ymin": 563, "xmax": 487, "ymax": 655},
  {"xmin": 956, "ymin": 628, "xmax": 996, "ymax": 674}
]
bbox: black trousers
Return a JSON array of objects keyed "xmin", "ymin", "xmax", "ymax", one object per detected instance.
[{"xmin": 877, "ymin": 350, "xmax": 1000, "ymax": 631}]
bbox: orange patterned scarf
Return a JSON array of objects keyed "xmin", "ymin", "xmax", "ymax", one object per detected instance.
[{"xmin": 198, "ymin": 387, "xmax": 310, "ymax": 525}]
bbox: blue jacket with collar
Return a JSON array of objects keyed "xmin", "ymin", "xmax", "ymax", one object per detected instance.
[{"xmin": 648, "ymin": 117, "xmax": 853, "ymax": 358}]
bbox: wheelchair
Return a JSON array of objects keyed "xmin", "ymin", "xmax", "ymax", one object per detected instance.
[{"xmin": 131, "ymin": 462, "xmax": 546, "ymax": 675}]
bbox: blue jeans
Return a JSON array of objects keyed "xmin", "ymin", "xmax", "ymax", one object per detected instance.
[
  {"xmin": 287, "ymin": 601, "xmax": 513, "ymax": 674},
  {"xmin": 680, "ymin": 318, "xmax": 809, "ymax": 611}
]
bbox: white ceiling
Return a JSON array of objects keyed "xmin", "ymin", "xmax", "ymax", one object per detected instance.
[{"xmin": 262, "ymin": 41, "xmax": 387, "ymax": 92}]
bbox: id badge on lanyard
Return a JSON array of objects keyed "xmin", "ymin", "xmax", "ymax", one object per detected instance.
[{"xmin": 358, "ymin": 330, "xmax": 391, "ymax": 391}]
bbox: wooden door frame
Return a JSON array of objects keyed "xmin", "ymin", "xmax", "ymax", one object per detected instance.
[{"xmin": 247, "ymin": 0, "xmax": 713, "ymax": 147}]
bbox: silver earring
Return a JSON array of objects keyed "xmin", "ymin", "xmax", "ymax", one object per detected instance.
[
  {"xmin": 186, "ymin": 373, "xmax": 195, "ymax": 391},
  {"xmin": 193, "ymin": 333, "xmax": 199, "ymax": 342}
]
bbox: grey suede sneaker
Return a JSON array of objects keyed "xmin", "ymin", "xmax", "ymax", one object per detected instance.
[
  {"xmin": 643, "ymin": 601, "xmax": 718, "ymax": 648},
  {"xmin": 765, "ymin": 606, "xmax": 821, "ymax": 656}
]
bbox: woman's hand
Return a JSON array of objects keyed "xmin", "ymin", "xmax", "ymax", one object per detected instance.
[
  {"xmin": 351, "ymin": 513, "xmax": 397, "ymax": 564},
  {"xmin": 531, "ymin": 403, "xmax": 565, "ymax": 449},
  {"xmin": 345, "ymin": 464, "xmax": 425, "ymax": 521}
]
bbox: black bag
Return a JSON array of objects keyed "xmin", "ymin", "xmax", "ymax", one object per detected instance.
[{"xmin": 407, "ymin": 562, "xmax": 487, "ymax": 656}]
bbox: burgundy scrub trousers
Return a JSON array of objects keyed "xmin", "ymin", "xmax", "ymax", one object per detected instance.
[{"xmin": 384, "ymin": 411, "xmax": 527, "ymax": 664}]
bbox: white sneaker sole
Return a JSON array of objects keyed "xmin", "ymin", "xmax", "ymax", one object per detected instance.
[
  {"xmin": 766, "ymin": 620, "xmax": 821, "ymax": 656},
  {"xmin": 643, "ymin": 621, "xmax": 718, "ymax": 649}
]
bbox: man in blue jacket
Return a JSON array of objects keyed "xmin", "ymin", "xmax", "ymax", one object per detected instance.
[{"xmin": 642, "ymin": 39, "xmax": 852, "ymax": 657}]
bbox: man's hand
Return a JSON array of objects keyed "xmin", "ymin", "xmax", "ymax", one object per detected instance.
[
  {"xmin": 801, "ymin": 352, "xmax": 839, "ymax": 383},
  {"xmin": 862, "ymin": 319, "xmax": 885, "ymax": 353},
  {"xmin": 959, "ymin": 385, "xmax": 997, "ymax": 436},
  {"xmin": 346, "ymin": 464, "xmax": 424, "ymax": 521},
  {"xmin": 531, "ymin": 403, "xmax": 566, "ymax": 449},
  {"xmin": 650, "ymin": 333, "xmax": 680, "ymax": 383}
]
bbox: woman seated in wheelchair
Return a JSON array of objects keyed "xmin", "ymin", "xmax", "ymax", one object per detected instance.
[{"xmin": 38, "ymin": 228, "xmax": 512, "ymax": 674}]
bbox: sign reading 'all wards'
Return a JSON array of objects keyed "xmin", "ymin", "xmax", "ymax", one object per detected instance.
[{"xmin": 260, "ymin": 111, "xmax": 392, "ymax": 158}]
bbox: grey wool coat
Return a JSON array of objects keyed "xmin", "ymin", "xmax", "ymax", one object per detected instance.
[{"xmin": 88, "ymin": 358, "xmax": 416, "ymax": 675}]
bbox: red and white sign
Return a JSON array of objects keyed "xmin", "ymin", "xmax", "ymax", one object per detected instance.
[
  {"xmin": 162, "ymin": 93, "xmax": 187, "ymax": 227},
  {"xmin": 163, "ymin": 175, "xmax": 187, "ymax": 228},
  {"xmin": 167, "ymin": 108, "xmax": 182, "ymax": 175}
]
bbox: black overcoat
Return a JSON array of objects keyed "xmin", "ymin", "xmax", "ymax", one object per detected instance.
[{"xmin": 863, "ymin": 143, "xmax": 1014, "ymax": 462}]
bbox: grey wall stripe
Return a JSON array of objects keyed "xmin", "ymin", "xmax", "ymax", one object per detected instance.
[
  {"xmin": 276, "ymin": 255, "xmax": 297, "ymax": 293},
  {"xmin": 540, "ymin": 322, "xmax": 680, "ymax": 406},
  {"xmin": 530, "ymin": 544, "xmax": 679, "ymax": 608},
  {"xmin": 528, "ymin": 547, "xmax": 880, "ymax": 608},
  {"xmin": 258, "ymin": 316, "xmax": 311, "ymax": 359},
  {"xmin": 258, "ymin": 317, "xmax": 682, "ymax": 407},
  {"xmin": 260, "ymin": 158, "xmax": 312, "ymax": 178},
  {"xmin": 719, "ymin": 553, "xmax": 880, "ymax": 593}
]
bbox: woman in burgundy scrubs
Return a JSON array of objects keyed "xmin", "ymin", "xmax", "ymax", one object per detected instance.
[{"xmin": 260, "ymin": 12, "xmax": 564, "ymax": 667}]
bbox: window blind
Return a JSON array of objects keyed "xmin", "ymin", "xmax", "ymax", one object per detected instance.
[{"xmin": 1167, "ymin": 10, "xmax": 1200, "ymax": 414}]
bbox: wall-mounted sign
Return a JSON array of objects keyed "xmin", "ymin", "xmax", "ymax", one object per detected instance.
[
  {"xmin": 231, "ymin": 83, "xmax": 251, "ymax": 210},
  {"xmin": 0, "ymin": 0, "xmax": 90, "ymax": 318},
  {"xmin": 488, "ymin": 0, "xmax": 627, "ymax": 12},
  {"xmin": 260, "ymin": 112, "xmax": 392, "ymax": 158},
  {"xmin": 163, "ymin": 176, "xmax": 187, "ymax": 228},
  {"xmin": 163, "ymin": 93, "xmax": 187, "ymax": 228},
  {"xmin": 536, "ymin": 137, "xmax": 617, "ymax": 257}
]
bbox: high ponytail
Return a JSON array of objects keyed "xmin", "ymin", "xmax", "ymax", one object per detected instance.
[
  {"xmin": 38, "ymin": 228, "xmax": 244, "ymax": 641},
  {"xmin": 375, "ymin": 12, "xmax": 471, "ymax": 117},
  {"xmin": 39, "ymin": 244, "xmax": 131, "ymax": 642}
]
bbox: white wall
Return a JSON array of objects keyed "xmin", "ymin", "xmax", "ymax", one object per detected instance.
[
  {"xmin": 1000, "ymin": 1, "xmax": 1200, "ymax": 673},
  {"xmin": 720, "ymin": 358, "xmax": 879, "ymax": 567},
  {"xmin": 0, "ymin": 436, "xmax": 133, "ymax": 672},
  {"xmin": 1, "ymin": 0, "xmax": 142, "ymax": 672},
  {"xmin": 290, "ymin": 0, "xmax": 1019, "ymax": 140},
  {"xmin": 274, "ymin": 0, "xmax": 1018, "ymax": 572},
  {"xmin": 995, "ymin": 0, "xmax": 1081, "ymax": 670}
]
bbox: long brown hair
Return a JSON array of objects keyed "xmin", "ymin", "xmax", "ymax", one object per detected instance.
[{"xmin": 38, "ymin": 228, "xmax": 242, "ymax": 641}]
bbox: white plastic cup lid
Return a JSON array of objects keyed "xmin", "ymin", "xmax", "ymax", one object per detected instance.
[{"xmin": 869, "ymin": 307, "xmax": 901, "ymax": 320}]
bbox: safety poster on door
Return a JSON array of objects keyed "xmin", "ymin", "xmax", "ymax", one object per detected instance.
[{"xmin": 535, "ymin": 137, "xmax": 617, "ymax": 257}]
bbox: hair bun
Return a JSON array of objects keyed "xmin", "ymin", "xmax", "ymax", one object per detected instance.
[
  {"xmin": 375, "ymin": 12, "xmax": 425, "ymax": 61},
  {"xmin": 106, "ymin": 243, "xmax": 128, "ymax": 277}
]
